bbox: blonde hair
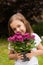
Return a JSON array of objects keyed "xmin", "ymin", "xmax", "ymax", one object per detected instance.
[{"xmin": 8, "ymin": 13, "xmax": 33, "ymax": 36}]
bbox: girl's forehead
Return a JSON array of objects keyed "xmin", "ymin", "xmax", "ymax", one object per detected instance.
[
  {"xmin": 11, "ymin": 19, "xmax": 23, "ymax": 25},
  {"xmin": 10, "ymin": 19, "xmax": 24, "ymax": 28}
]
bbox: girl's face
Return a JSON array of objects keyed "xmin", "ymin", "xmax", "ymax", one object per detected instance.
[{"xmin": 10, "ymin": 20, "xmax": 26, "ymax": 35}]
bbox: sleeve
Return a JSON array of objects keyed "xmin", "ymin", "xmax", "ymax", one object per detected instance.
[
  {"xmin": 8, "ymin": 42, "xmax": 14, "ymax": 50},
  {"xmin": 32, "ymin": 33, "xmax": 42, "ymax": 46}
]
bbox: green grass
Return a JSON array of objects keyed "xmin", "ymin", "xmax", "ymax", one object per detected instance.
[
  {"xmin": 38, "ymin": 56, "xmax": 43, "ymax": 65},
  {"xmin": 0, "ymin": 38, "xmax": 14, "ymax": 65},
  {"xmin": 0, "ymin": 38, "xmax": 43, "ymax": 65}
]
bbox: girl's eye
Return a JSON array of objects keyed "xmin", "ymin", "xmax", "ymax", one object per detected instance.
[
  {"xmin": 18, "ymin": 25, "xmax": 21, "ymax": 27},
  {"xmin": 13, "ymin": 28, "xmax": 16, "ymax": 31}
]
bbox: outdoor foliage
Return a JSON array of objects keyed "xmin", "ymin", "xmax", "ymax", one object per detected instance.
[
  {"xmin": 32, "ymin": 22, "xmax": 43, "ymax": 36},
  {"xmin": 0, "ymin": 0, "xmax": 43, "ymax": 36}
]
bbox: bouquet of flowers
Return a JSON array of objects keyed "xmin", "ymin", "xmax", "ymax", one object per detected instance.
[{"xmin": 8, "ymin": 32, "xmax": 35, "ymax": 61}]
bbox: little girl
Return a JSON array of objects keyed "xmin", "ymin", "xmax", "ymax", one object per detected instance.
[{"xmin": 8, "ymin": 12, "xmax": 43, "ymax": 65}]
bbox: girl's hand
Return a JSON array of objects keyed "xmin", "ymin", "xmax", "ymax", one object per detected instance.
[
  {"xmin": 25, "ymin": 51, "xmax": 35, "ymax": 59},
  {"xmin": 15, "ymin": 53, "xmax": 24, "ymax": 60}
]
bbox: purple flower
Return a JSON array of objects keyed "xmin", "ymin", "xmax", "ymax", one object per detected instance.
[
  {"xmin": 7, "ymin": 35, "xmax": 17, "ymax": 42},
  {"xmin": 16, "ymin": 35, "xmax": 23, "ymax": 42},
  {"xmin": 31, "ymin": 35, "xmax": 35, "ymax": 39},
  {"xmin": 8, "ymin": 32, "xmax": 35, "ymax": 42},
  {"xmin": 7, "ymin": 32, "xmax": 35, "ymax": 53},
  {"xmin": 8, "ymin": 36, "xmax": 14, "ymax": 41},
  {"xmin": 8, "ymin": 32, "xmax": 24, "ymax": 42},
  {"xmin": 23, "ymin": 33, "xmax": 31, "ymax": 40}
]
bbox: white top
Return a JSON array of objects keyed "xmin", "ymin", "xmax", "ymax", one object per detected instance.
[
  {"xmin": 8, "ymin": 33, "xmax": 42, "ymax": 65},
  {"xmin": 31, "ymin": 33, "xmax": 41, "ymax": 51}
]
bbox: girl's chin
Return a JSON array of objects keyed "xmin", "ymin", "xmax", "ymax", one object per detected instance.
[{"xmin": 21, "ymin": 32, "xmax": 25, "ymax": 35}]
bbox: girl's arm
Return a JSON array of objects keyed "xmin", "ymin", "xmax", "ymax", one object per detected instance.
[
  {"xmin": 37, "ymin": 43, "xmax": 43, "ymax": 50},
  {"xmin": 8, "ymin": 50, "xmax": 16, "ymax": 60},
  {"xmin": 8, "ymin": 43, "xmax": 24, "ymax": 60},
  {"xmin": 32, "ymin": 43, "xmax": 43, "ymax": 56},
  {"xmin": 26, "ymin": 43, "xmax": 43, "ymax": 59},
  {"xmin": 26, "ymin": 33, "xmax": 43, "ymax": 59},
  {"xmin": 8, "ymin": 50, "xmax": 23, "ymax": 60}
]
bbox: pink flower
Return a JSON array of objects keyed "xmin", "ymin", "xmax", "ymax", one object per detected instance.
[
  {"xmin": 23, "ymin": 33, "xmax": 31, "ymax": 40},
  {"xmin": 15, "ymin": 35, "xmax": 23, "ymax": 42},
  {"xmin": 31, "ymin": 35, "xmax": 35, "ymax": 39},
  {"xmin": 8, "ymin": 36, "xmax": 14, "ymax": 41},
  {"xmin": 8, "ymin": 32, "xmax": 24, "ymax": 42},
  {"xmin": 7, "ymin": 32, "xmax": 35, "ymax": 42},
  {"xmin": 7, "ymin": 32, "xmax": 35, "ymax": 53}
]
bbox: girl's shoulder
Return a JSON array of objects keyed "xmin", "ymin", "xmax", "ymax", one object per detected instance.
[
  {"xmin": 31, "ymin": 33, "xmax": 41, "ymax": 39},
  {"xmin": 31, "ymin": 33, "xmax": 39, "ymax": 36},
  {"xmin": 31, "ymin": 33, "xmax": 42, "ymax": 46}
]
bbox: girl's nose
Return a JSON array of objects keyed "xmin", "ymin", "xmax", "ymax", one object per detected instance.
[{"xmin": 16, "ymin": 28, "xmax": 20, "ymax": 32}]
